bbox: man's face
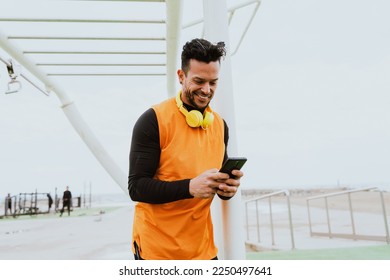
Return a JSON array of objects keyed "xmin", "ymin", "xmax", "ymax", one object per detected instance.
[{"xmin": 177, "ymin": 59, "xmax": 220, "ymax": 110}]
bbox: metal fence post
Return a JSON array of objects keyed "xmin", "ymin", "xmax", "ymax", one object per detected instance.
[
  {"xmin": 348, "ymin": 192, "xmax": 356, "ymax": 240},
  {"xmin": 379, "ymin": 191, "xmax": 390, "ymax": 244}
]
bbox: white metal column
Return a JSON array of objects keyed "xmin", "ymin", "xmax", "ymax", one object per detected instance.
[
  {"xmin": 203, "ymin": 0, "xmax": 246, "ymax": 260},
  {"xmin": 166, "ymin": 0, "xmax": 182, "ymax": 97}
]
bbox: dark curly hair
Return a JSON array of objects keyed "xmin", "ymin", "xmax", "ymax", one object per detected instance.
[{"xmin": 181, "ymin": 38, "xmax": 226, "ymax": 74}]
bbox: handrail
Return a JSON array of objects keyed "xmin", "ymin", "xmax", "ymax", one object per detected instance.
[
  {"xmin": 245, "ymin": 189, "xmax": 295, "ymax": 249},
  {"xmin": 246, "ymin": 189, "xmax": 290, "ymax": 203},
  {"xmin": 306, "ymin": 187, "xmax": 390, "ymax": 244},
  {"xmin": 307, "ymin": 186, "xmax": 377, "ymax": 200}
]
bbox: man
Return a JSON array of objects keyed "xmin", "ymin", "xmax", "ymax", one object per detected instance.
[
  {"xmin": 128, "ymin": 38, "xmax": 243, "ymax": 260},
  {"xmin": 47, "ymin": 193, "xmax": 53, "ymax": 212},
  {"xmin": 60, "ymin": 186, "xmax": 72, "ymax": 217},
  {"xmin": 5, "ymin": 193, "xmax": 12, "ymax": 216}
]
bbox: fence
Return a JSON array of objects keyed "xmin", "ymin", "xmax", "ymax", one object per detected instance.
[
  {"xmin": 244, "ymin": 190, "xmax": 295, "ymax": 250},
  {"xmin": 306, "ymin": 187, "xmax": 390, "ymax": 244},
  {"xmin": 2, "ymin": 191, "xmax": 82, "ymax": 217}
]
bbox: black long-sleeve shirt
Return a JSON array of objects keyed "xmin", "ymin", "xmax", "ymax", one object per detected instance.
[{"xmin": 128, "ymin": 107, "xmax": 229, "ymax": 204}]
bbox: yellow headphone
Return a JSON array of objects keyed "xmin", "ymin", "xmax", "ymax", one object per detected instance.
[{"xmin": 176, "ymin": 91, "xmax": 214, "ymax": 129}]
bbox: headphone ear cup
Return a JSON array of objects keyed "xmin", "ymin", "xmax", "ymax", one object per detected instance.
[
  {"xmin": 202, "ymin": 111, "xmax": 214, "ymax": 129},
  {"xmin": 186, "ymin": 110, "xmax": 204, "ymax": 128}
]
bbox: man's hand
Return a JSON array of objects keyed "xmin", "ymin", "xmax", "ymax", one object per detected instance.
[
  {"xmin": 189, "ymin": 169, "xmax": 243, "ymax": 199},
  {"xmin": 189, "ymin": 168, "xmax": 229, "ymax": 198},
  {"xmin": 216, "ymin": 169, "xmax": 243, "ymax": 198}
]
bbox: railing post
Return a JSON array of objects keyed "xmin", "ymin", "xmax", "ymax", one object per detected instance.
[
  {"xmin": 348, "ymin": 192, "xmax": 356, "ymax": 240},
  {"xmin": 245, "ymin": 203, "xmax": 249, "ymax": 241},
  {"xmin": 256, "ymin": 200, "xmax": 260, "ymax": 243},
  {"xmin": 325, "ymin": 197, "xmax": 332, "ymax": 238},
  {"xmin": 379, "ymin": 191, "xmax": 390, "ymax": 244},
  {"xmin": 307, "ymin": 199, "xmax": 313, "ymax": 237},
  {"xmin": 286, "ymin": 193, "xmax": 295, "ymax": 249},
  {"xmin": 268, "ymin": 196, "xmax": 275, "ymax": 246}
]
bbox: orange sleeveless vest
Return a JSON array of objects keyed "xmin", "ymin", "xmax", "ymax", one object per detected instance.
[{"xmin": 132, "ymin": 97, "xmax": 225, "ymax": 259}]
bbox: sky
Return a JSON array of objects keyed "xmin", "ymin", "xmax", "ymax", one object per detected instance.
[{"xmin": 0, "ymin": 0, "xmax": 389, "ymax": 197}]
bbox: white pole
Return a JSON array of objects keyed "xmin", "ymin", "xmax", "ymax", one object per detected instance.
[
  {"xmin": 0, "ymin": 29, "xmax": 128, "ymax": 195},
  {"xmin": 166, "ymin": 0, "xmax": 182, "ymax": 97},
  {"xmin": 203, "ymin": 0, "xmax": 246, "ymax": 260}
]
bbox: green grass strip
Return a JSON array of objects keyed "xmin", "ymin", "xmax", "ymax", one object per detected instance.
[{"xmin": 246, "ymin": 245, "xmax": 390, "ymax": 260}]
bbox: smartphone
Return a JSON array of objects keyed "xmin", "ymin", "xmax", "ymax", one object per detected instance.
[{"xmin": 219, "ymin": 157, "xmax": 247, "ymax": 178}]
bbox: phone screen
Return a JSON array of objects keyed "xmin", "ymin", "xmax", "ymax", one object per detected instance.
[{"xmin": 219, "ymin": 157, "xmax": 247, "ymax": 178}]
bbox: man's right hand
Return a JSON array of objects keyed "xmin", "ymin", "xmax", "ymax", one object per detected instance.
[{"xmin": 189, "ymin": 168, "xmax": 230, "ymax": 199}]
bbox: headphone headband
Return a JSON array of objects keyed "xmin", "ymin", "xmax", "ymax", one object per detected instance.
[{"xmin": 176, "ymin": 91, "xmax": 214, "ymax": 129}]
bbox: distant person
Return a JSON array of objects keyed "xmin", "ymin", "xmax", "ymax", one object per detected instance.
[
  {"xmin": 60, "ymin": 186, "xmax": 72, "ymax": 217},
  {"xmin": 18, "ymin": 196, "xmax": 23, "ymax": 214},
  {"xmin": 47, "ymin": 193, "xmax": 53, "ymax": 212},
  {"xmin": 5, "ymin": 193, "xmax": 12, "ymax": 216}
]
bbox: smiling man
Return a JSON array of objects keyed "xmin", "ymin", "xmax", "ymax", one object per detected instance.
[{"xmin": 128, "ymin": 38, "xmax": 244, "ymax": 260}]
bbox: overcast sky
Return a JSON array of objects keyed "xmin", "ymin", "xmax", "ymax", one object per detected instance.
[{"xmin": 0, "ymin": 0, "xmax": 389, "ymax": 197}]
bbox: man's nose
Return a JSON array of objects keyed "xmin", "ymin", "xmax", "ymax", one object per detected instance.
[{"xmin": 201, "ymin": 83, "xmax": 211, "ymax": 94}]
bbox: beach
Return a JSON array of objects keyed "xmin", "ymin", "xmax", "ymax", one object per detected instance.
[
  {"xmin": 0, "ymin": 188, "xmax": 389, "ymax": 260},
  {"xmin": 0, "ymin": 195, "xmax": 134, "ymax": 260}
]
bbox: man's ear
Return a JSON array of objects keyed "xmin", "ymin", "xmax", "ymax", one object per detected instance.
[{"xmin": 177, "ymin": 69, "xmax": 184, "ymax": 84}]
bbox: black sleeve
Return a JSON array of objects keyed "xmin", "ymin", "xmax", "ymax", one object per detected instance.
[
  {"xmin": 128, "ymin": 108, "xmax": 193, "ymax": 204},
  {"xmin": 223, "ymin": 119, "xmax": 229, "ymax": 163},
  {"xmin": 218, "ymin": 120, "xmax": 232, "ymax": 201}
]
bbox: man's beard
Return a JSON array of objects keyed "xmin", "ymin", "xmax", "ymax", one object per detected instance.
[{"xmin": 183, "ymin": 88, "xmax": 213, "ymax": 110}]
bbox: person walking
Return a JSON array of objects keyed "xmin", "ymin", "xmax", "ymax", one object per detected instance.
[
  {"xmin": 60, "ymin": 186, "xmax": 72, "ymax": 217},
  {"xmin": 5, "ymin": 193, "xmax": 12, "ymax": 216},
  {"xmin": 47, "ymin": 193, "xmax": 53, "ymax": 212}
]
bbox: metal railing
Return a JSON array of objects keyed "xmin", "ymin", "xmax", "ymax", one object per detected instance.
[
  {"xmin": 245, "ymin": 190, "xmax": 295, "ymax": 250},
  {"xmin": 307, "ymin": 187, "xmax": 390, "ymax": 244}
]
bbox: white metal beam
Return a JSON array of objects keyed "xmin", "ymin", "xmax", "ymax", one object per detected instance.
[
  {"xmin": 36, "ymin": 63, "xmax": 166, "ymax": 66},
  {"xmin": 68, "ymin": 0, "xmax": 165, "ymax": 2},
  {"xmin": 47, "ymin": 73, "xmax": 165, "ymax": 76},
  {"xmin": 0, "ymin": 18, "xmax": 165, "ymax": 24},
  {"xmin": 8, "ymin": 36, "xmax": 165, "ymax": 41},
  {"xmin": 23, "ymin": 51, "xmax": 165, "ymax": 55}
]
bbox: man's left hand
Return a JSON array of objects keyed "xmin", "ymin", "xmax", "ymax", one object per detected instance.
[{"xmin": 216, "ymin": 169, "xmax": 243, "ymax": 198}]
